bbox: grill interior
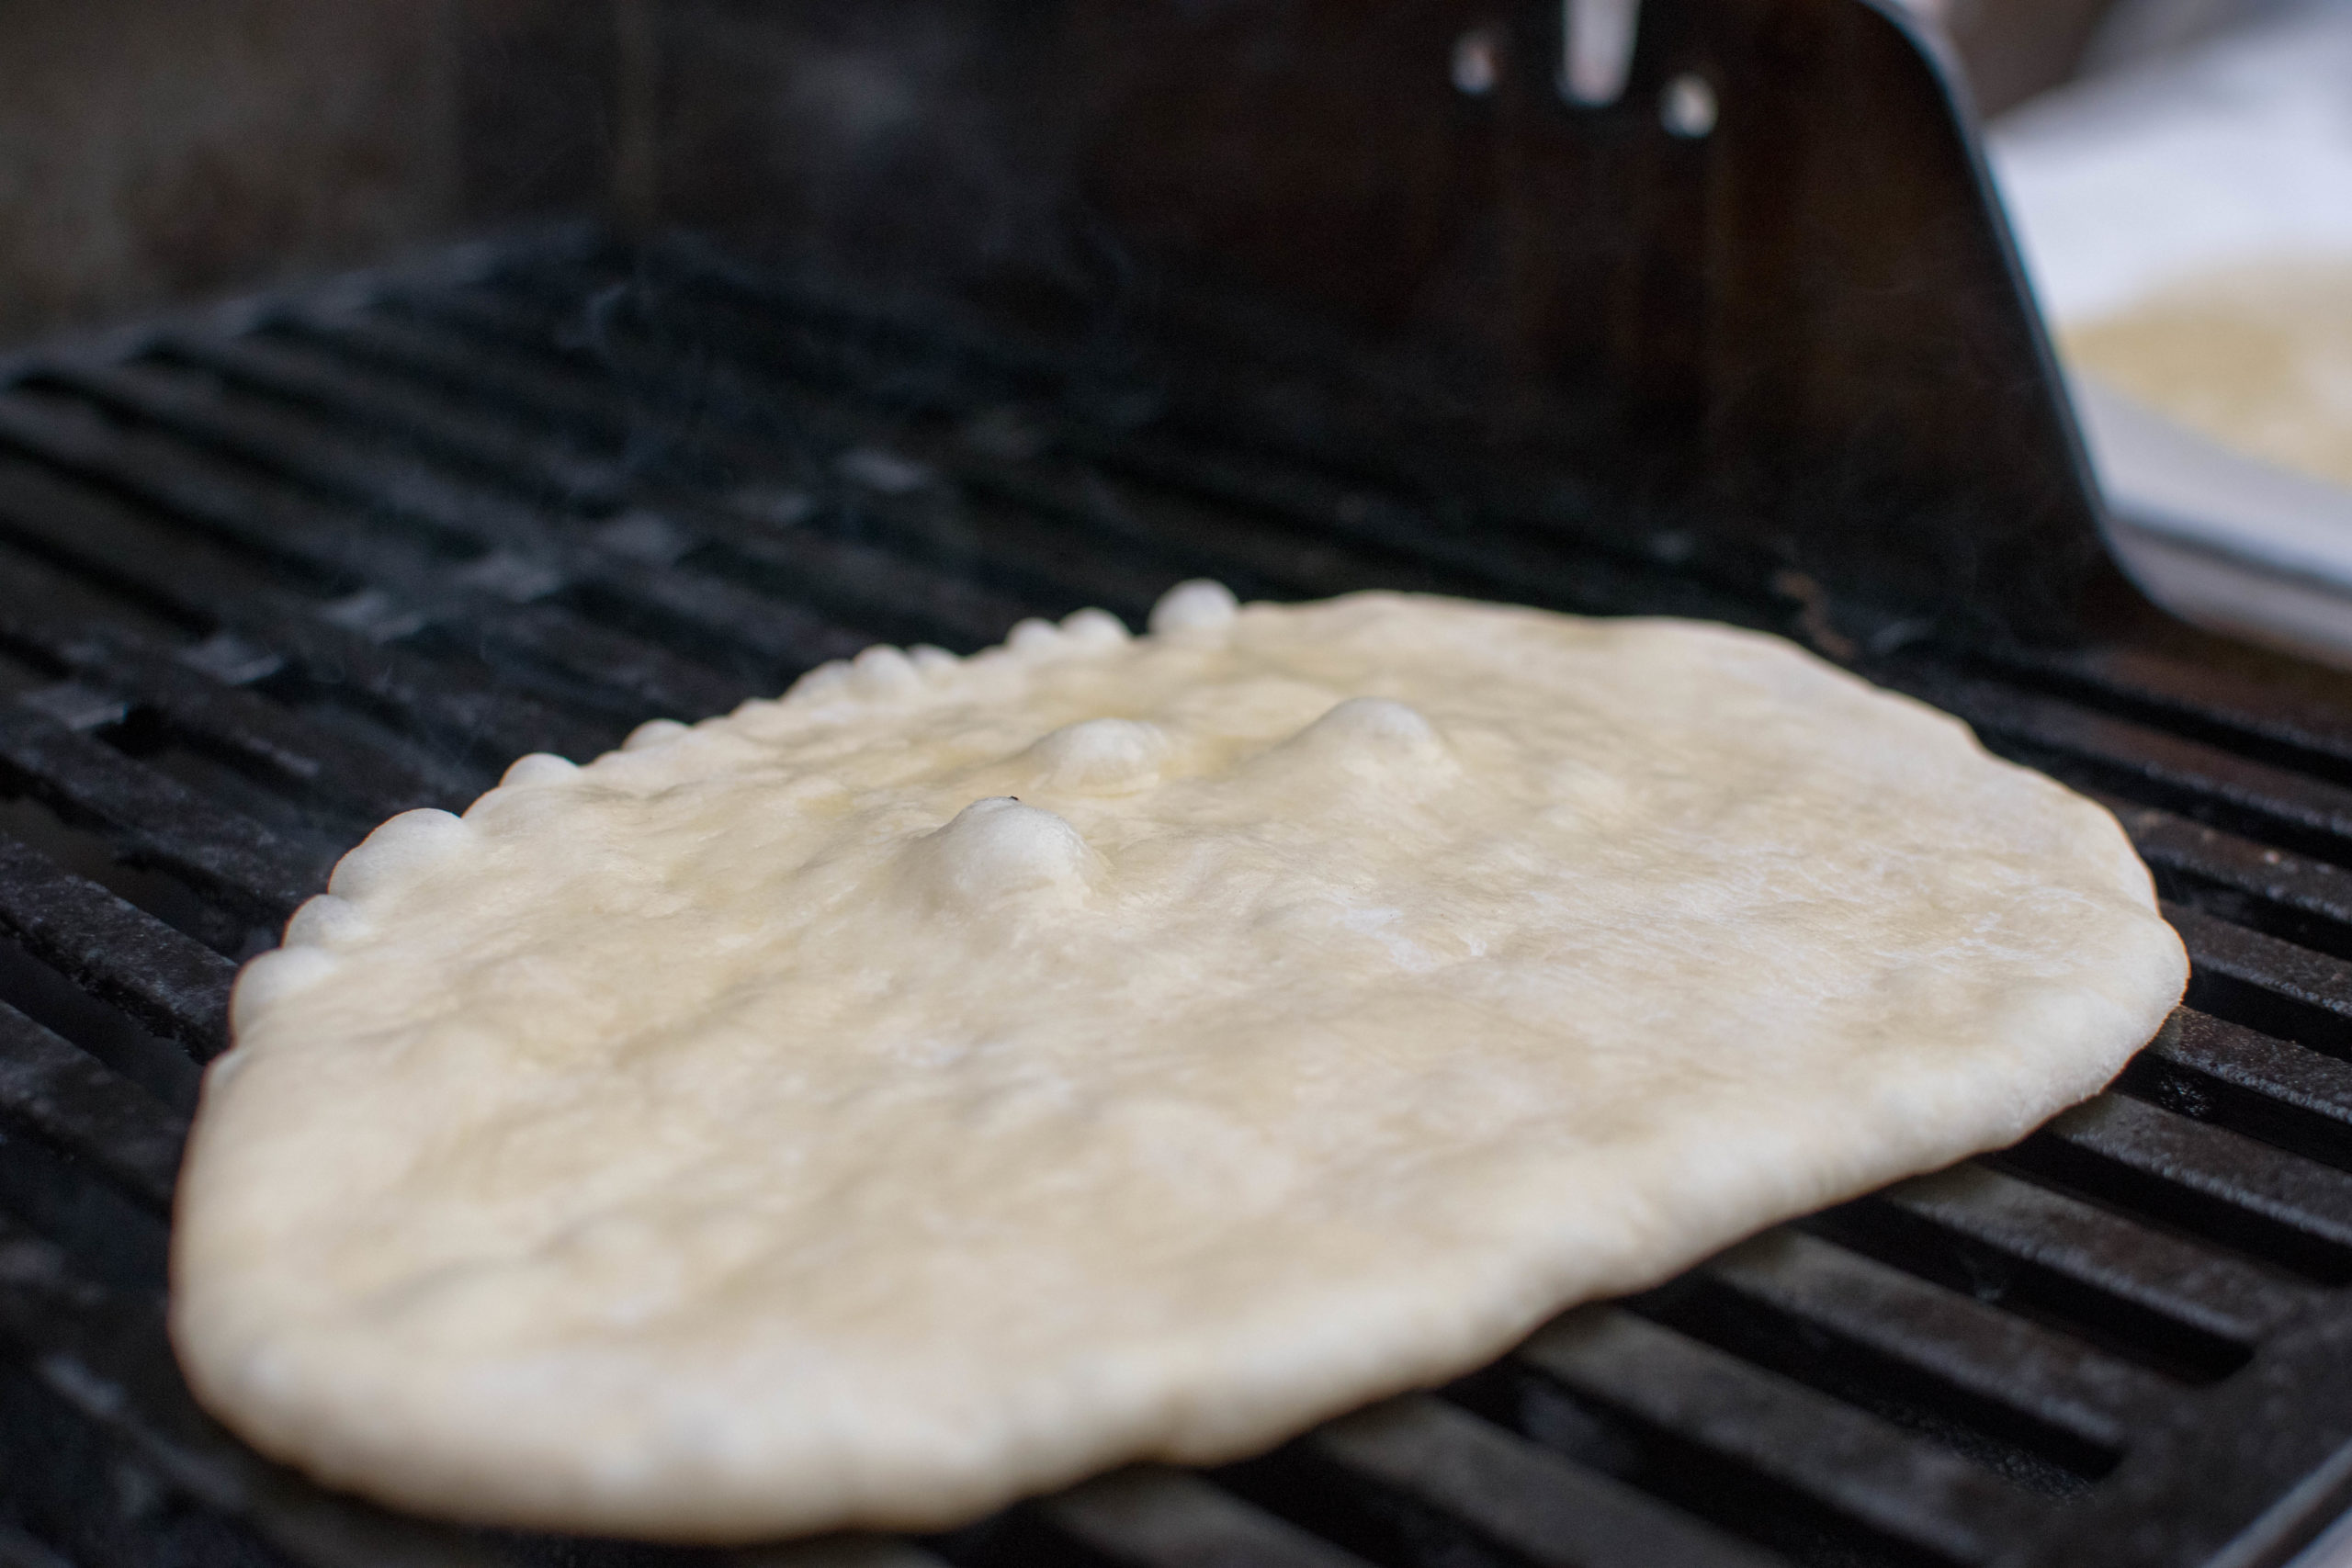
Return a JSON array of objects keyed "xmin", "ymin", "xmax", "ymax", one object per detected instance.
[{"xmin": 6, "ymin": 229, "xmax": 2352, "ymax": 1568}]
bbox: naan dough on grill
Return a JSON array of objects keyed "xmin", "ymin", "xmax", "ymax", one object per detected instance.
[{"xmin": 171, "ymin": 585, "xmax": 2186, "ymax": 1540}]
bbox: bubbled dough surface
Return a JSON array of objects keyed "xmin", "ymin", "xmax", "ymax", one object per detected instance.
[{"xmin": 171, "ymin": 586, "xmax": 2187, "ymax": 1541}]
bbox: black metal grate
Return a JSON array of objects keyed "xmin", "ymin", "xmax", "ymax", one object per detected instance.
[{"xmin": 6, "ymin": 229, "xmax": 2352, "ymax": 1568}]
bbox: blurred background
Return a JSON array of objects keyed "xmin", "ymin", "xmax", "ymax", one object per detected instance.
[
  {"xmin": 1964, "ymin": 0, "xmax": 2352, "ymax": 655},
  {"xmin": 0, "ymin": 0, "xmax": 2324, "ymax": 344},
  {"xmin": 0, "ymin": 0, "xmax": 2346, "ymax": 643}
]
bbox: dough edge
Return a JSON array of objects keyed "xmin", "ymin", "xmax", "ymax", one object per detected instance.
[{"xmin": 170, "ymin": 588, "xmax": 2188, "ymax": 1540}]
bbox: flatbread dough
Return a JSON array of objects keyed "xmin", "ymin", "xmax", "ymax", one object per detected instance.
[
  {"xmin": 2063, "ymin": 258, "xmax": 2352, "ymax": 491},
  {"xmin": 171, "ymin": 585, "xmax": 2186, "ymax": 1540}
]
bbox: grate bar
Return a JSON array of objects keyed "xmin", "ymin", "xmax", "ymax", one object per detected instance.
[
  {"xmin": 320, "ymin": 297, "xmax": 1280, "ymax": 625},
  {"xmin": 946, "ymin": 446, "xmax": 1384, "ymax": 609},
  {"xmin": 698, "ymin": 526, "xmax": 1039, "ymax": 653},
  {"xmin": 1872, "ymin": 1164, "xmax": 2312, "ymax": 1349},
  {"xmin": 0, "ymin": 541, "xmax": 453, "ymax": 825},
  {"xmin": 531, "ymin": 259, "xmax": 1762, "ymax": 627},
  {"xmin": 0, "ymin": 391, "xmax": 752, "ymax": 726},
  {"xmin": 2165, "ymin": 902, "xmax": 2352, "ymax": 1059},
  {"xmin": 2144, "ymin": 1009, "xmax": 2352, "ymax": 1131},
  {"xmin": 0, "ymin": 384, "xmax": 453, "ymax": 579},
  {"xmin": 0, "ymin": 1519, "xmax": 70, "ymax": 1568},
  {"xmin": 1983, "ymin": 642, "xmax": 2352, "ymax": 783},
  {"xmin": 0, "ymin": 456, "xmax": 608, "ymax": 765},
  {"xmin": 729, "ymin": 386, "xmax": 1396, "ymax": 622},
  {"xmin": 505, "ymin": 258, "xmax": 1028, "ymax": 426},
  {"xmin": 532, "ymin": 249, "xmax": 1072, "ymax": 390},
  {"xmin": 55, "ymin": 360, "xmax": 565, "ymax": 558},
  {"xmin": 390, "ymin": 268, "xmax": 605, "ymax": 342},
  {"xmin": 368, "ymin": 277, "xmax": 1334, "ymax": 615},
  {"xmin": 281, "ymin": 309, "xmax": 639, "ymax": 446},
  {"xmin": 447, "ymin": 269, "xmax": 1734, "ymax": 631},
  {"xmin": 0, "ymin": 704, "xmax": 320, "ymax": 919},
  {"xmin": 185, "ymin": 319, "xmax": 1091, "ymax": 650},
  {"xmin": 1518, "ymin": 1308, "xmax": 2047, "ymax": 1564},
  {"xmin": 154, "ymin": 330, "xmax": 628, "ymax": 505},
  {"xmin": 0, "ymin": 835, "xmax": 234, "ymax": 1059},
  {"xmin": 1311, "ymin": 1393, "xmax": 1781, "ymax": 1568},
  {"xmin": 2109, "ymin": 799, "xmax": 2352, "ymax": 961},
  {"xmin": 2122, "ymin": 1008, "xmax": 2352, "ymax": 1193},
  {"xmin": 2037, "ymin": 1095, "xmax": 2352, "ymax": 1261},
  {"xmin": 553, "ymin": 525, "xmax": 898, "ymax": 671},
  {"xmin": 1041, "ymin": 1468, "xmax": 1371, "ymax": 1568},
  {"xmin": 1066, "ymin": 420, "xmax": 1759, "ymax": 631},
  {"xmin": 0, "ymin": 998, "xmax": 186, "ymax": 1213},
  {"xmin": 469, "ymin": 592, "xmax": 755, "ymax": 720},
  {"xmin": 1700, "ymin": 1230, "xmax": 2173, "ymax": 1453},
  {"xmin": 0, "ymin": 1212, "xmax": 504, "ymax": 1568},
  {"xmin": 528, "ymin": 262, "xmax": 1770, "ymax": 638},
  {"xmin": 49, "ymin": 362, "xmax": 968, "ymax": 670},
  {"xmin": 1908, "ymin": 671, "xmax": 2352, "ymax": 867}
]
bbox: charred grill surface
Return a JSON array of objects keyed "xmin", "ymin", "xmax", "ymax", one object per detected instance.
[{"xmin": 3, "ymin": 231, "xmax": 2351, "ymax": 1568}]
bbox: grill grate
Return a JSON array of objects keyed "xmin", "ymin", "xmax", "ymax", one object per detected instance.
[{"xmin": 6, "ymin": 229, "xmax": 2352, "ymax": 1568}]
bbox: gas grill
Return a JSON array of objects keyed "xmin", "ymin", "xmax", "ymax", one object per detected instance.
[{"xmin": 7, "ymin": 1, "xmax": 2352, "ymax": 1564}]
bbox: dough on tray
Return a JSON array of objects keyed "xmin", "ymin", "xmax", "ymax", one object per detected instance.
[
  {"xmin": 171, "ymin": 583, "xmax": 2186, "ymax": 1540},
  {"xmin": 2063, "ymin": 257, "xmax": 2352, "ymax": 491}
]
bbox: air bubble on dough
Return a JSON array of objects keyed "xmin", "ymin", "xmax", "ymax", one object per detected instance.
[
  {"xmin": 325, "ymin": 809, "xmax": 474, "ymax": 901},
  {"xmin": 909, "ymin": 646, "xmax": 960, "ymax": 679},
  {"xmin": 1148, "ymin": 580, "xmax": 1238, "ymax": 636},
  {"xmin": 1008, "ymin": 618, "xmax": 1064, "ymax": 655},
  {"xmin": 229, "ymin": 947, "xmax": 341, "ymax": 1032},
  {"xmin": 624, "ymin": 719, "xmax": 691, "ymax": 752},
  {"xmin": 788, "ymin": 660, "xmax": 854, "ymax": 702},
  {"xmin": 1302, "ymin": 697, "xmax": 1444, "ymax": 753},
  {"xmin": 901, "ymin": 796, "xmax": 1098, "ymax": 908},
  {"xmin": 1059, "ymin": 608, "xmax": 1130, "ymax": 649},
  {"xmin": 1023, "ymin": 717, "xmax": 1170, "ymax": 794},
  {"xmin": 1267, "ymin": 697, "xmax": 1454, "ymax": 783},
  {"xmin": 503, "ymin": 753, "xmax": 580, "ymax": 789},
  {"xmin": 283, "ymin": 894, "xmax": 371, "ymax": 950},
  {"xmin": 850, "ymin": 648, "xmax": 922, "ymax": 699}
]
